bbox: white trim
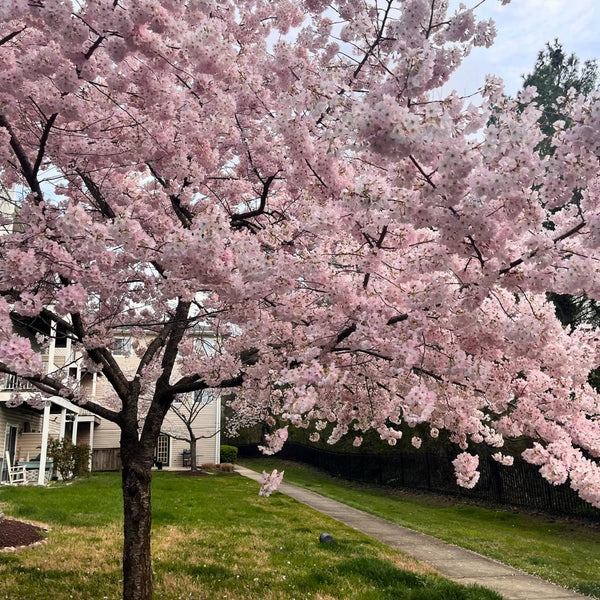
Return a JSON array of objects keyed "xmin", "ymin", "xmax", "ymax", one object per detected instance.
[
  {"xmin": 71, "ymin": 415, "xmax": 78, "ymax": 444},
  {"xmin": 76, "ymin": 414, "xmax": 100, "ymax": 424},
  {"xmin": 88, "ymin": 421, "xmax": 94, "ymax": 471},
  {"xmin": 215, "ymin": 395, "xmax": 221, "ymax": 464},
  {"xmin": 2, "ymin": 423, "xmax": 18, "ymax": 483},
  {"xmin": 47, "ymin": 321, "xmax": 56, "ymax": 374},
  {"xmin": 59, "ymin": 408, "xmax": 67, "ymax": 441},
  {"xmin": 49, "ymin": 396, "xmax": 80, "ymax": 414},
  {"xmin": 37, "ymin": 402, "xmax": 51, "ymax": 486}
]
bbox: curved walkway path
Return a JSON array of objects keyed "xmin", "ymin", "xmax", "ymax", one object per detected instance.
[{"xmin": 236, "ymin": 465, "xmax": 593, "ymax": 600}]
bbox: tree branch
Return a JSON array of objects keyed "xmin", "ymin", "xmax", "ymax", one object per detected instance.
[
  {"xmin": 76, "ymin": 169, "xmax": 117, "ymax": 219},
  {"xmin": 231, "ymin": 173, "xmax": 278, "ymax": 226},
  {"xmin": 32, "ymin": 113, "xmax": 58, "ymax": 179},
  {"xmin": 0, "ymin": 364, "xmax": 121, "ymax": 423},
  {"xmin": 70, "ymin": 313, "xmax": 132, "ymax": 403},
  {"xmin": 0, "ymin": 27, "xmax": 26, "ymax": 47},
  {"xmin": 499, "ymin": 219, "xmax": 586, "ymax": 276},
  {"xmin": 0, "ymin": 114, "xmax": 44, "ymax": 202},
  {"xmin": 352, "ymin": 0, "xmax": 394, "ymax": 80},
  {"xmin": 408, "ymin": 154, "xmax": 437, "ymax": 189},
  {"xmin": 156, "ymin": 300, "xmax": 192, "ymax": 396}
]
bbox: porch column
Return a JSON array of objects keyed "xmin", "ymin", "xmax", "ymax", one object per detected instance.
[
  {"xmin": 37, "ymin": 401, "xmax": 51, "ymax": 486},
  {"xmin": 71, "ymin": 415, "xmax": 79, "ymax": 444},
  {"xmin": 88, "ymin": 422, "xmax": 94, "ymax": 471},
  {"xmin": 215, "ymin": 393, "xmax": 221, "ymax": 465},
  {"xmin": 58, "ymin": 408, "xmax": 67, "ymax": 441}
]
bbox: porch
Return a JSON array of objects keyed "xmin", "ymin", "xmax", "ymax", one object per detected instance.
[{"xmin": 1, "ymin": 395, "xmax": 93, "ymax": 485}]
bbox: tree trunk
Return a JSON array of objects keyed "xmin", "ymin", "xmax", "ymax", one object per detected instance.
[
  {"xmin": 190, "ymin": 435, "xmax": 198, "ymax": 470},
  {"xmin": 121, "ymin": 437, "xmax": 154, "ymax": 600}
]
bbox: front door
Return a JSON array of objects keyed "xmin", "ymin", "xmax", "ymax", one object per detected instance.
[
  {"xmin": 153, "ymin": 434, "xmax": 170, "ymax": 468},
  {"xmin": 1, "ymin": 424, "xmax": 18, "ymax": 482}
]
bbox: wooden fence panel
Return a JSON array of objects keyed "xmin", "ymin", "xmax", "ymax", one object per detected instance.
[{"xmin": 92, "ymin": 448, "xmax": 122, "ymax": 472}]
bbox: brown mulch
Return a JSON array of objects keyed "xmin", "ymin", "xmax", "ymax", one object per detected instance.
[{"xmin": 0, "ymin": 517, "xmax": 46, "ymax": 550}]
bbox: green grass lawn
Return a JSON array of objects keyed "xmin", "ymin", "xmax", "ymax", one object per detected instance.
[
  {"xmin": 0, "ymin": 471, "xmax": 502, "ymax": 600},
  {"xmin": 241, "ymin": 457, "xmax": 600, "ymax": 598}
]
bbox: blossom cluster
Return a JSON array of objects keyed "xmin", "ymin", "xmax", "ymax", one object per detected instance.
[
  {"xmin": 452, "ymin": 453, "xmax": 480, "ymax": 489},
  {"xmin": 0, "ymin": 0, "xmax": 599, "ymax": 509},
  {"xmin": 259, "ymin": 469, "xmax": 285, "ymax": 497}
]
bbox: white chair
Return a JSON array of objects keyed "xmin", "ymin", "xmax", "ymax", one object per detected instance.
[{"xmin": 3, "ymin": 451, "xmax": 27, "ymax": 485}]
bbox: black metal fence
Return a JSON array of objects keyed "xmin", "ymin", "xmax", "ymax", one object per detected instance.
[{"xmin": 239, "ymin": 442, "xmax": 600, "ymax": 520}]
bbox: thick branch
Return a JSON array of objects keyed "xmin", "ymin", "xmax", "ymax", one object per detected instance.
[
  {"xmin": 333, "ymin": 312, "xmax": 408, "ymax": 349},
  {"xmin": 171, "ymin": 373, "xmax": 244, "ymax": 395},
  {"xmin": 135, "ymin": 322, "xmax": 173, "ymax": 379},
  {"xmin": 32, "ymin": 113, "xmax": 58, "ymax": 179},
  {"xmin": 363, "ymin": 225, "xmax": 388, "ymax": 288},
  {"xmin": 0, "ymin": 114, "xmax": 44, "ymax": 202},
  {"xmin": 413, "ymin": 365, "xmax": 485, "ymax": 395},
  {"xmin": 76, "ymin": 169, "xmax": 116, "ymax": 219},
  {"xmin": 231, "ymin": 173, "xmax": 277, "ymax": 225},
  {"xmin": 466, "ymin": 234, "xmax": 485, "ymax": 267},
  {"xmin": 146, "ymin": 163, "xmax": 194, "ymax": 228},
  {"xmin": 0, "ymin": 27, "xmax": 26, "ymax": 47},
  {"xmin": 84, "ymin": 35, "xmax": 105, "ymax": 60},
  {"xmin": 409, "ymin": 154, "xmax": 437, "ymax": 189},
  {"xmin": 0, "ymin": 364, "xmax": 120, "ymax": 422},
  {"xmin": 70, "ymin": 313, "xmax": 131, "ymax": 402},
  {"xmin": 156, "ymin": 300, "xmax": 191, "ymax": 395}
]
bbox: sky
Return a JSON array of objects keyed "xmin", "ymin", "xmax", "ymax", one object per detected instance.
[{"xmin": 446, "ymin": 0, "xmax": 600, "ymax": 96}]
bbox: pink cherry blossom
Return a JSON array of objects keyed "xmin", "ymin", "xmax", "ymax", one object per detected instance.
[
  {"xmin": 1, "ymin": 2, "xmax": 600, "ymax": 597},
  {"xmin": 453, "ymin": 453, "xmax": 481, "ymax": 489},
  {"xmin": 259, "ymin": 469, "xmax": 285, "ymax": 497}
]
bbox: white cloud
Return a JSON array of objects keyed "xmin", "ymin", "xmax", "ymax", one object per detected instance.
[{"xmin": 446, "ymin": 0, "xmax": 600, "ymax": 96}]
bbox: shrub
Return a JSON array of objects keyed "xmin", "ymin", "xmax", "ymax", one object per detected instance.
[
  {"xmin": 48, "ymin": 439, "xmax": 90, "ymax": 480},
  {"xmin": 218, "ymin": 463, "xmax": 234, "ymax": 472},
  {"xmin": 220, "ymin": 445, "xmax": 238, "ymax": 464}
]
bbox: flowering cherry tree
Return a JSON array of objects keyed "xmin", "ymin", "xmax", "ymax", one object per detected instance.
[{"xmin": 1, "ymin": 1, "xmax": 600, "ymax": 599}]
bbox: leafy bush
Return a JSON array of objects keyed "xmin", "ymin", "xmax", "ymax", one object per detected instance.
[
  {"xmin": 220, "ymin": 445, "xmax": 238, "ymax": 464},
  {"xmin": 48, "ymin": 439, "xmax": 90, "ymax": 480}
]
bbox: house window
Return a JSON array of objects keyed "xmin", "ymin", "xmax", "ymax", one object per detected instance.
[
  {"xmin": 112, "ymin": 337, "xmax": 132, "ymax": 356},
  {"xmin": 154, "ymin": 435, "xmax": 170, "ymax": 467},
  {"xmin": 55, "ymin": 321, "xmax": 68, "ymax": 348}
]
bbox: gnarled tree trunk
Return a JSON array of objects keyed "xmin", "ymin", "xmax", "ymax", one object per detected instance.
[{"xmin": 121, "ymin": 432, "xmax": 154, "ymax": 600}]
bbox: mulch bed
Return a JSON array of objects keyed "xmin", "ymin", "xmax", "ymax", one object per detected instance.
[{"xmin": 0, "ymin": 517, "xmax": 46, "ymax": 550}]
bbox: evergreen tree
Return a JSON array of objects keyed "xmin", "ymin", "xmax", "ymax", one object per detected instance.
[
  {"xmin": 523, "ymin": 40, "xmax": 598, "ymax": 157},
  {"xmin": 521, "ymin": 42, "xmax": 600, "ymax": 333}
]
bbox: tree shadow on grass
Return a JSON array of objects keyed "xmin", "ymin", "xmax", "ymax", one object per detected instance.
[
  {"xmin": 0, "ymin": 564, "xmax": 121, "ymax": 600},
  {"xmin": 295, "ymin": 556, "xmax": 504, "ymax": 600}
]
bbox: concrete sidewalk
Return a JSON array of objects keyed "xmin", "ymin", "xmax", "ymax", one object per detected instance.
[{"xmin": 236, "ymin": 465, "xmax": 593, "ymax": 600}]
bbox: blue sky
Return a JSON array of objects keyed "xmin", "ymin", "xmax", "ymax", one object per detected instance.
[{"xmin": 447, "ymin": 0, "xmax": 600, "ymax": 96}]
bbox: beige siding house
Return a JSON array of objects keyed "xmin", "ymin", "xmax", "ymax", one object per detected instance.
[
  {"xmin": 1, "ymin": 332, "xmax": 221, "ymax": 483},
  {"xmin": 1, "ymin": 189, "xmax": 221, "ymax": 483}
]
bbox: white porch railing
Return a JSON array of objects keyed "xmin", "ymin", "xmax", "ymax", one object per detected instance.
[{"xmin": 3, "ymin": 373, "xmax": 34, "ymax": 391}]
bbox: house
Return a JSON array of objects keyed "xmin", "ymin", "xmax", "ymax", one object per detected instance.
[
  {"xmin": 1, "ymin": 189, "xmax": 221, "ymax": 483},
  {"xmin": 0, "ymin": 325, "xmax": 222, "ymax": 484}
]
